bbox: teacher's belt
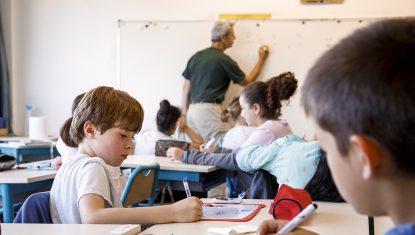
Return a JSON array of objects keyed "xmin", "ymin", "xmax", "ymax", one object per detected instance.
[{"xmin": 190, "ymin": 100, "xmax": 222, "ymax": 104}]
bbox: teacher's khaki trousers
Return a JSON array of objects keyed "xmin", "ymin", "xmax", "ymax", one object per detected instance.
[{"xmin": 187, "ymin": 103, "xmax": 230, "ymax": 144}]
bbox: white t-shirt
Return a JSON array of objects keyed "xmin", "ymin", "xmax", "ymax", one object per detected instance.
[
  {"xmin": 56, "ymin": 137, "xmax": 78, "ymax": 165},
  {"xmin": 134, "ymin": 129, "xmax": 169, "ymax": 155},
  {"xmin": 50, "ymin": 154, "xmax": 122, "ymax": 224},
  {"xmin": 134, "ymin": 129, "xmax": 190, "ymax": 155},
  {"xmin": 222, "ymin": 125, "xmax": 255, "ymax": 150}
]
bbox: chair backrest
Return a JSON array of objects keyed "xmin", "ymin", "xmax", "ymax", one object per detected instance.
[
  {"xmin": 13, "ymin": 191, "xmax": 52, "ymax": 223},
  {"xmin": 120, "ymin": 163, "xmax": 160, "ymax": 207},
  {"xmin": 237, "ymin": 169, "xmax": 278, "ymax": 199}
]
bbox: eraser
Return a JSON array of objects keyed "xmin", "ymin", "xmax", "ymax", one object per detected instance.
[{"xmin": 110, "ymin": 224, "xmax": 140, "ymax": 235}]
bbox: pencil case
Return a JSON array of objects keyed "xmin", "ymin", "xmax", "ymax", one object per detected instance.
[
  {"xmin": 269, "ymin": 184, "xmax": 312, "ymax": 220},
  {"xmin": 0, "ymin": 154, "xmax": 16, "ymax": 171},
  {"xmin": 155, "ymin": 139, "xmax": 190, "ymax": 156}
]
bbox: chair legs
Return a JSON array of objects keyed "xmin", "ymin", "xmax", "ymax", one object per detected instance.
[
  {"xmin": 160, "ymin": 181, "xmax": 175, "ymax": 204},
  {"xmin": 167, "ymin": 185, "xmax": 175, "ymax": 203}
]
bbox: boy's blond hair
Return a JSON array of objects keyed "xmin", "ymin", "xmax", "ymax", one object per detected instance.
[{"xmin": 68, "ymin": 86, "xmax": 144, "ymax": 145}]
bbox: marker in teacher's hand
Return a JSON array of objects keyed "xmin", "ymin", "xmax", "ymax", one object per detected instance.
[
  {"xmin": 183, "ymin": 177, "xmax": 192, "ymax": 197},
  {"xmin": 276, "ymin": 203, "xmax": 318, "ymax": 234}
]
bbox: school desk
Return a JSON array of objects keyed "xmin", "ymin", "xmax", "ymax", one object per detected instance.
[
  {"xmin": 139, "ymin": 199, "xmax": 370, "ymax": 235},
  {"xmin": 0, "ymin": 163, "xmax": 56, "ymax": 223},
  {"xmin": 0, "ymin": 142, "xmax": 59, "ymax": 164},
  {"xmin": 0, "ymin": 223, "xmax": 140, "ymax": 235},
  {"xmin": 121, "ymin": 155, "xmax": 226, "ymax": 193}
]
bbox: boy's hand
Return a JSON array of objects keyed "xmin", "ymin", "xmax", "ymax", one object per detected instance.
[
  {"xmin": 166, "ymin": 147, "xmax": 184, "ymax": 161},
  {"xmin": 170, "ymin": 197, "xmax": 203, "ymax": 222},
  {"xmin": 257, "ymin": 220, "xmax": 318, "ymax": 235}
]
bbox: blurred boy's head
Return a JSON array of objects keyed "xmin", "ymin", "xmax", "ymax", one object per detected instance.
[
  {"xmin": 70, "ymin": 86, "xmax": 144, "ymax": 145},
  {"xmin": 302, "ymin": 18, "xmax": 415, "ymax": 216}
]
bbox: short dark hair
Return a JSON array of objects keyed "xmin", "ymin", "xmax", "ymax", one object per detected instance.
[
  {"xmin": 242, "ymin": 72, "xmax": 297, "ymax": 119},
  {"xmin": 302, "ymin": 18, "xmax": 415, "ymax": 175},
  {"xmin": 157, "ymin": 99, "xmax": 181, "ymax": 134}
]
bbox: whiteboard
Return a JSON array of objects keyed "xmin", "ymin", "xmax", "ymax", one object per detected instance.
[{"xmin": 118, "ymin": 19, "xmax": 372, "ymax": 137}]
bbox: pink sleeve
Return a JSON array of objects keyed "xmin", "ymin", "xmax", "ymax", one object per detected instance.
[{"xmin": 241, "ymin": 128, "xmax": 274, "ymax": 147}]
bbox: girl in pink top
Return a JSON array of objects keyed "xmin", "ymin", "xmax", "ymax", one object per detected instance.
[{"xmin": 239, "ymin": 72, "xmax": 297, "ymax": 147}]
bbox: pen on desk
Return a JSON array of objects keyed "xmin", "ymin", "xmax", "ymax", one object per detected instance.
[
  {"xmin": 183, "ymin": 177, "xmax": 192, "ymax": 197},
  {"xmin": 237, "ymin": 189, "xmax": 248, "ymax": 200},
  {"xmin": 276, "ymin": 203, "xmax": 318, "ymax": 234}
]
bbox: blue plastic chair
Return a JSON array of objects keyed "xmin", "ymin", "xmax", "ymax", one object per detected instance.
[
  {"xmin": 13, "ymin": 191, "xmax": 52, "ymax": 223},
  {"xmin": 121, "ymin": 163, "xmax": 160, "ymax": 207}
]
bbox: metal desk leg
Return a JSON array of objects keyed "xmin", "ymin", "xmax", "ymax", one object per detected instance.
[
  {"xmin": 1, "ymin": 184, "xmax": 13, "ymax": 223},
  {"xmin": 17, "ymin": 149, "xmax": 22, "ymax": 165},
  {"xmin": 368, "ymin": 216, "xmax": 374, "ymax": 235},
  {"xmin": 10, "ymin": 149, "xmax": 20, "ymax": 165}
]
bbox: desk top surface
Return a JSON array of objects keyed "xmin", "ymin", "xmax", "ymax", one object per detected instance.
[
  {"xmin": 140, "ymin": 199, "xmax": 370, "ymax": 235},
  {"xmin": 0, "ymin": 224, "xmax": 140, "ymax": 235},
  {"xmin": 122, "ymin": 155, "xmax": 219, "ymax": 173},
  {"xmin": 0, "ymin": 161, "xmax": 56, "ymax": 184},
  {"xmin": 0, "ymin": 142, "xmax": 56, "ymax": 149}
]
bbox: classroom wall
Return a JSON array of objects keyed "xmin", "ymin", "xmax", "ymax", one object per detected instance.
[{"xmin": 3, "ymin": 0, "xmax": 414, "ymax": 137}]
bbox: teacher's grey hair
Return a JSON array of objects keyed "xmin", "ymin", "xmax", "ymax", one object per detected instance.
[{"xmin": 211, "ymin": 21, "xmax": 234, "ymax": 42}]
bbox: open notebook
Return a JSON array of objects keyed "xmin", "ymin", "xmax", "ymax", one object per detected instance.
[{"xmin": 202, "ymin": 203, "xmax": 265, "ymax": 222}]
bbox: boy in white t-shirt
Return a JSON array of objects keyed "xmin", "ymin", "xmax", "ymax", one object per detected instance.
[{"xmin": 50, "ymin": 86, "xmax": 202, "ymax": 224}]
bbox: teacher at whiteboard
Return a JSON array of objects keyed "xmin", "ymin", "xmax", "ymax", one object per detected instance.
[{"xmin": 181, "ymin": 21, "xmax": 269, "ymax": 143}]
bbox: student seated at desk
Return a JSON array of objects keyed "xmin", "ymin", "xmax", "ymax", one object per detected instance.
[
  {"xmin": 134, "ymin": 99, "xmax": 203, "ymax": 155},
  {"xmin": 51, "ymin": 92, "xmax": 128, "ymax": 195},
  {"xmin": 235, "ymin": 72, "xmax": 296, "ymax": 148},
  {"xmin": 258, "ymin": 19, "xmax": 415, "ymax": 235},
  {"xmin": 168, "ymin": 134, "xmax": 343, "ymax": 202},
  {"xmin": 50, "ymin": 86, "xmax": 202, "ymax": 224}
]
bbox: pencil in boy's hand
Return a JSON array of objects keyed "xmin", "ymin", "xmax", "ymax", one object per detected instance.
[
  {"xmin": 276, "ymin": 203, "xmax": 317, "ymax": 234},
  {"xmin": 183, "ymin": 177, "xmax": 192, "ymax": 197}
]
